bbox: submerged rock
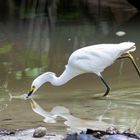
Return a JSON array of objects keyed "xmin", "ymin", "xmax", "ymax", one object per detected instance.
[
  {"xmin": 78, "ymin": 134, "xmax": 98, "ymax": 140},
  {"xmin": 65, "ymin": 134, "xmax": 138, "ymax": 140},
  {"xmin": 65, "ymin": 133, "xmax": 98, "ymax": 140},
  {"xmin": 65, "ymin": 128, "xmax": 140, "ymax": 140},
  {"xmin": 106, "ymin": 126, "xmax": 118, "ymax": 134},
  {"xmin": 103, "ymin": 135, "xmax": 137, "ymax": 140},
  {"xmin": 33, "ymin": 127, "xmax": 47, "ymax": 138},
  {"xmin": 0, "ymin": 129, "xmax": 16, "ymax": 136},
  {"xmin": 0, "ymin": 127, "xmax": 139, "ymax": 140}
]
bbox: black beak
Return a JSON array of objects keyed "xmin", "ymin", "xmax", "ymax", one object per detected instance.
[{"xmin": 26, "ymin": 90, "xmax": 34, "ymax": 98}]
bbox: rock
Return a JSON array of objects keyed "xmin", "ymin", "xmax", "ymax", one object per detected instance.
[
  {"xmin": 33, "ymin": 127, "xmax": 47, "ymax": 138},
  {"xmin": 78, "ymin": 134, "xmax": 98, "ymax": 140},
  {"xmin": 106, "ymin": 126, "xmax": 118, "ymax": 134},
  {"xmin": 65, "ymin": 133, "xmax": 98, "ymax": 140},
  {"xmin": 15, "ymin": 128, "xmax": 35, "ymax": 136},
  {"xmin": 65, "ymin": 133, "xmax": 77, "ymax": 140},
  {"xmin": 103, "ymin": 134, "xmax": 137, "ymax": 140}
]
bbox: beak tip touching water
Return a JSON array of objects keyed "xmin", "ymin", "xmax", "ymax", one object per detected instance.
[
  {"xmin": 26, "ymin": 94, "xmax": 30, "ymax": 100},
  {"xmin": 26, "ymin": 95, "xmax": 30, "ymax": 99},
  {"xmin": 26, "ymin": 90, "xmax": 34, "ymax": 99},
  {"xmin": 26, "ymin": 94, "xmax": 32, "ymax": 100}
]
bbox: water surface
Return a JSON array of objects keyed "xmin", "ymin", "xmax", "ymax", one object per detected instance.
[{"xmin": 0, "ymin": 0, "xmax": 140, "ymax": 135}]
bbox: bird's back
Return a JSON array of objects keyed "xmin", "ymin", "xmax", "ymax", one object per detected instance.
[{"xmin": 67, "ymin": 42, "xmax": 136, "ymax": 74}]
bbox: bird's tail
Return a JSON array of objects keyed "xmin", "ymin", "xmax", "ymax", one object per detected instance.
[{"xmin": 119, "ymin": 42, "xmax": 136, "ymax": 54}]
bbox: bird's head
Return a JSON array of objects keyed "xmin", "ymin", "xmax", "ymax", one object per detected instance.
[
  {"xmin": 26, "ymin": 79, "xmax": 42, "ymax": 98},
  {"xmin": 26, "ymin": 72, "xmax": 56, "ymax": 98}
]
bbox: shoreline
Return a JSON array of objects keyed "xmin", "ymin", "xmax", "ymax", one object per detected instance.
[{"xmin": 0, "ymin": 127, "xmax": 140, "ymax": 140}]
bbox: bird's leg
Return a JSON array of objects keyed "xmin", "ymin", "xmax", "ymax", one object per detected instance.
[
  {"xmin": 99, "ymin": 75, "xmax": 111, "ymax": 96},
  {"xmin": 118, "ymin": 53, "xmax": 140, "ymax": 77}
]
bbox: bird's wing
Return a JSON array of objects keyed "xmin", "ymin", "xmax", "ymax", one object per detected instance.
[{"xmin": 68, "ymin": 44, "xmax": 120, "ymax": 74}]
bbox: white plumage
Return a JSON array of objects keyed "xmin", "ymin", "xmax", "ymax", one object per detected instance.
[
  {"xmin": 68, "ymin": 42, "xmax": 136, "ymax": 75},
  {"xmin": 27, "ymin": 42, "xmax": 139, "ymax": 97}
]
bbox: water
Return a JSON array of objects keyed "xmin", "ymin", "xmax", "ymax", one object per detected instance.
[{"xmin": 0, "ymin": 0, "xmax": 140, "ymax": 135}]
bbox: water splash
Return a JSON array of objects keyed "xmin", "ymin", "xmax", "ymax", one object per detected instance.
[{"xmin": 8, "ymin": 93, "xmax": 28, "ymax": 101}]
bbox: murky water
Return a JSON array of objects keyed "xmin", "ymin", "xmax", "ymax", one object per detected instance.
[{"xmin": 0, "ymin": 0, "xmax": 140, "ymax": 135}]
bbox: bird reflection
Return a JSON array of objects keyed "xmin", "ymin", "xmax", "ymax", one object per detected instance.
[
  {"xmin": 30, "ymin": 99, "xmax": 57, "ymax": 123},
  {"xmin": 7, "ymin": 94, "xmax": 117, "ymax": 132},
  {"xmin": 30, "ymin": 98, "xmax": 113, "ymax": 132}
]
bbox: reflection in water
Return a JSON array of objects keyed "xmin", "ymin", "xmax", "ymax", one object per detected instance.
[
  {"xmin": 0, "ymin": 85, "xmax": 140, "ymax": 132},
  {"xmin": 30, "ymin": 98, "xmax": 113, "ymax": 132},
  {"xmin": 30, "ymin": 99, "xmax": 56, "ymax": 123}
]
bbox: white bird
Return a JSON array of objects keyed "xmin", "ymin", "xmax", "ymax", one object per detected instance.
[{"xmin": 27, "ymin": 42, "xmax": 140, "ymax": 98}]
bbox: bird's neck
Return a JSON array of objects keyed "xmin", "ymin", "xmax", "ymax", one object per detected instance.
[{"xmin": 50, "ymin": 67, "xmax": 82, "ymax": 86}]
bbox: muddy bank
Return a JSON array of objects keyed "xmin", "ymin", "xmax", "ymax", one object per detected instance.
[{"xmin": 0, "ymin": 127, "xmax": 64, "ymax": 140}]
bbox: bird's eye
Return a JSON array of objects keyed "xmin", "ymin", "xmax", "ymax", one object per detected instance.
[{"xmin": 31, "ymin": 86, "xmax": 36, "ymax": 91}]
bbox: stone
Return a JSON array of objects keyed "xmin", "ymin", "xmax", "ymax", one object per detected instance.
[
  {"xmin": 106, "ymin": 126, "xmax": 118, "ymax": 134},
  {"xmin": 103, "ymin": 134, "xmax": 137, "ymax": 140},
  {"xmin": 78, "ymin": 134, "xmax": 98, "ymax": 140},
  {"xmin": 65, "ymin": 133, "xmax": 98, "ymax": 140},
  {"xmin": 33, "ymin": 127, "xmax": 47, "ymax": 138}
]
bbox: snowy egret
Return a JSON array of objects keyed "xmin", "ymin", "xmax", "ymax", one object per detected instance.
[{"xmin": 27, "ymin": 42, "xmax": 140, "ymax": 97}]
